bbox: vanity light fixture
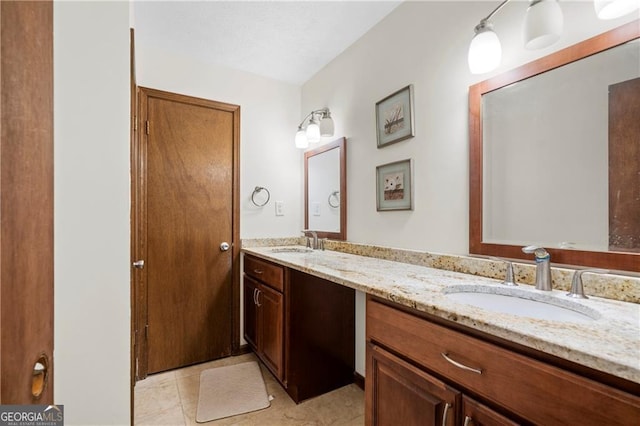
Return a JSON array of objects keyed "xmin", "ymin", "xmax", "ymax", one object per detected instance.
[
  {"xmin": 295, "ymin": 108, "xmax": 334, "ymax": 149},
  {"xmin": 468, "ymin": 0, "xmax": 564, "ymax": 74},
  {"xmin": 594, "ymin": 0, "xmax": 640, "ymax": 19}
]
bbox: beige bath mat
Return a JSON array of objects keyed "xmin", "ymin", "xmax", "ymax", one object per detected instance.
[{"xmin": 196, "ymin": 361, "xmax": 271, "ymax": 423}]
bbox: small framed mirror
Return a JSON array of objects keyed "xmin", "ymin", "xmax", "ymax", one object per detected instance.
[{"xmin": 304, "ymin": 137, "xmax": 347, "ymax": 240}]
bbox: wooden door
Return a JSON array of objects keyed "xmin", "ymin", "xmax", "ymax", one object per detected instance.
[
  {"xmin": 0, "ymin": 1, "xmax": 54, "ymax": 403},
  {"xmin": 136, "ymin": 88, "xmax": 240, "ymax": 375},
  {"xmin": 257, "ymin": 283, "xmax": 284, "ymax": 380},
  {"xmin": 609, "ymin": 77, "xmax": 640, "ymax": 252},
  {"xmin": 366, "ymin": 343, "xmax": 459, "ymax": 426}
]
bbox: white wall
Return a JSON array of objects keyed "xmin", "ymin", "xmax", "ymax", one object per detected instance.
[
  {"xmin": 136, "ymin": 47, "xmax": 304, "ymax": 238},
  {"xmin": 54, "ymin": 2, "xmax": 131, "ymax": 425},
  {"xmin": 301, "ymin": 1, "xmax": 637, "ymax": 376}
]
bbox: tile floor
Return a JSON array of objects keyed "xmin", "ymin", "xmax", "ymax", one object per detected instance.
[{"xmin": 134, "ymin": 353, "xmax": 365, "ymax": 425}]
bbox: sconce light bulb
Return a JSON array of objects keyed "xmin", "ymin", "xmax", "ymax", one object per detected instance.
[
  {"xmin": 524, "ymin": 0, "xmax": 563, "ymax": 50},
  {"xmin": 468, "ymin": 22, "xmax": 502, "ymax": 74},
  {"xmin": 594, "ymin": 0, "xmax": 640, "ymax": 19},
  {"xmin": 306, "ymin": 121, "xmax": 321, "ymax": 143},
  {"xmin": 295, "ymin": 128, "xmax": 309, "ymax": 149}
]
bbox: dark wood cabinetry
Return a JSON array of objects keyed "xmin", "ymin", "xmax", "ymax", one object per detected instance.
[
  {"xmin": 366, "ymin": 296, "xmax": 640, "ymax": 426},
  {"xmin": 366, "ymin": 343, "xmax": 458, "ymax": 426},
  {"xmin": 243, "ymin": 254, "xmax": 355, "ymax": 403},
  {"xmin": 244, "ymin": 274, "xmax": 284, "ymax": 380}
]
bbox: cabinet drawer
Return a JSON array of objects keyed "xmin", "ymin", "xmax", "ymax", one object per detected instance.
[
  {"xmin": 244, "ymin": 255, "xmax": 284, "ymax": 292},
  {"xmin": 367, "ymin": 298, "xmax": 640, "ymax": 425}
]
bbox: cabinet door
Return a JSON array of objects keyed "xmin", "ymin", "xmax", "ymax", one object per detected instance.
[
  {"xmin": 243, "ymin": 275, "xmax": 259, "ymax": 351},
  {"xmin": 257, "ymin": 282, "xmax": 284, "ymax": 381},
  {"xmin": 462, "ymin": 396, "xmax": 520, "ymax": 426},
  {"xmin": 366, "ymin": 343, "xmax": 459, "ymax": 426}
]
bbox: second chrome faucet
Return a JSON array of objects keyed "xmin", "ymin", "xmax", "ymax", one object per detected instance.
[{"xmin": 522, "ymin": 245, "xmax": 552, "ymax": 291}]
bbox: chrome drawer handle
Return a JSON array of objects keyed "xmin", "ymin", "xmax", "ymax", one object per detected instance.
[
  {"xmin": 253, "ymin": 269, "xmax": 263, "ymax": 275},
  {"xmin": 441, "ymin": 352, "xmax": 483, "ymax": 375},
  {"xmin": 463, "ymin": 416, "xmax": 472, "ymax": 426},
  {"xmin": 442, "ymin": 402, "xmax": 451, "ymax": 426}
]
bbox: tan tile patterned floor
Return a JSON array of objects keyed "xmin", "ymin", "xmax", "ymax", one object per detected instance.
[{"xmin": 134, "ymin": 353, "xmax": 364, "ymax": 425}]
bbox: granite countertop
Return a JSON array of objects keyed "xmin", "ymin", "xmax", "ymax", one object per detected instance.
[{"xmin": 243, "ymin": 246, "xmax": 640, "ymax": 384}]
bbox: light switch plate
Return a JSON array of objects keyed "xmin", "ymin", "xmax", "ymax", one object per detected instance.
[
  {"xmin": 312, "ymin": 202, "xmax": 321, "ymax": 216},
  {"xmin": 275, "ymin": 201, "xmax": 284, "ymax": 216}
]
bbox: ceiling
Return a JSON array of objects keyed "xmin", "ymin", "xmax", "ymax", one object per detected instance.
[{"xmin": 132, "ymin": 1, "xmax": 403, "ymax": 85}]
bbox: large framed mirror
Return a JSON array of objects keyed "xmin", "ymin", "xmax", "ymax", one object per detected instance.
[
  {"xmin": 469, "ymin": 20, "xmax": 639, "ymax": 272},
  {"xmin": 304, "ymin": 137, "xmax": 347, "ymax": 240}
]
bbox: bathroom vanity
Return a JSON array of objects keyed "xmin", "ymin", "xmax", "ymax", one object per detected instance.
[
  {"xmin": 242, "ymin": 244, "xmax": 640, "ymax": 425},
  {"xmin": 243, "ymin": 253, "xmax": 355, "ymax": 403},
  {"xmin": 366, "ymin": 296, "xmax": 639, "ymax": 425}
]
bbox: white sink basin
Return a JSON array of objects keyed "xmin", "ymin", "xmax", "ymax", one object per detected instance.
[
  {"xmin": 270, "ymin": 247, "xmax": 313, "ymax": 254},
  {"xmin": 444, "ymin": 285, "xmax": 600, "ymax": 323}
]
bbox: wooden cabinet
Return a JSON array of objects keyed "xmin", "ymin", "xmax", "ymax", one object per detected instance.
[
  {"xmin": 366, "ymin": 343, "xmax": 459, "ymax": 426},
  {"xmin": 243, "ymin": 254, "xmax": 355, "ymax": 403},
  {"xmin": 366, "ymin": 296, "xmax": 640, "ymax": 426},
  {"xmin": 243, "ymin": 258, "xmax": 285, "ymax": 381}
]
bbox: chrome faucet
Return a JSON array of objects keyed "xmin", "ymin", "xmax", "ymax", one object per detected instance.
[
  {"xmin": 302, "ymin": 229, "xmax": 318, "ymax": 250},
  {"xmin": 522, "ymin": 246, "xmax": 552, "ymax": 291}
]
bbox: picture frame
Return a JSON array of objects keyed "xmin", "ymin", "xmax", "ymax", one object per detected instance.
[
  {"xmin": 375, "ymin": 84, "xmax": 415, "ymax": 148},
  {"xmin": 376, "ymin": 159, "xmax": 413, "ymax": 211}
]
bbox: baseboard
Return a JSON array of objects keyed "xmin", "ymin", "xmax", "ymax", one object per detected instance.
[
  {"xmin": 354, "ymin": 372, "xmax": 365, "ymax": 390},
  {"xmin": 233, "ymin": 343, "xmax": 253, "ymax": 356}
]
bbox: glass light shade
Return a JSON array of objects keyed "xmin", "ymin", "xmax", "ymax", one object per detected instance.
[
  {"xmin": 594, "ymin": 0, "xmax": 640, "ymax": 19},
  {"xmin": 468, "ymin": 25, "xmax": 502, "ymax": 74},
  {"xmin": 319, "ymin": 115, "xmax": 334, "ymax": 137},
  {"xmin": 524, "ymin": 0, "xmax": 563, "ymax": 50},
  {"xmin": 306, "ymin": 122, "xmax": 321, "ymax": 143},
  {"xmin": 295, "ymin": 129, "xmax": 308, "ymax": 149}
]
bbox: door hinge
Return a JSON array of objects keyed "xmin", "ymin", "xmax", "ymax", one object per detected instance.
[
  {"xmin": 145, "ymin": 120, "xmax": 150, "ymax": 135},
  {"xmin": 133, "ymin": 115, "xmax": 138, "ymax": 132},
  {"xmin": 145, "ymin": 324, "xmax": 149, "ymax": 340}
]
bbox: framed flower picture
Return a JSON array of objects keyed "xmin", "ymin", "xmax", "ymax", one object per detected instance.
[
  {"xmin": 375, "ymin": 84, "xmax": 415, "ymax": 148},
  {"xmin": 376, "ymin": 159, "xmax": 414, "ymax": 211}
]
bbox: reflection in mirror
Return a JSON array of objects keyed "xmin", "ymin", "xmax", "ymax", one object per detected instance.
[
  {"xmin": 304, "ymin": 137, "xmax": 346, "ymax": 240},
  {"xmin": 469, "ymin": 21, "xmax": 640, "ymax": 272},
  {"xmin": 483, "ymin": 39, "xmax": 639, "ymax": 252}
]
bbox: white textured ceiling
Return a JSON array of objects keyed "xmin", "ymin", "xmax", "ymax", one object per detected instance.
[{"xmin": 133, "ymin": 1, "xmax": 403, "ymax": 85}]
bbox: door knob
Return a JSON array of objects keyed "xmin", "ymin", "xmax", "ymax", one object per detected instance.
[
  {"xmin": 220, "ymin": 242, "xmax": 230, "ymax": 252},
  {"xmin": 133, "ymin": 260, "xmax": 145, "ymax": 269}
]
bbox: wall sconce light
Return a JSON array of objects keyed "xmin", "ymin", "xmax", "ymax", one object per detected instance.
[
  {"xmin": 469, "ymin": 0, "xmax": 639, "ymax": 74},
  {"xmin": 295, "ymin": 108, "xmax": 334, "ymax": 149},
  {"xmin": 468, "ymin": 0, "xmax": 564, "ymax": 75}
]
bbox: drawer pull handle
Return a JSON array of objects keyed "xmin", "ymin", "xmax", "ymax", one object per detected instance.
[
  {"xmin": 463, "ymin": 416, "xmax": 473, "ymax": 426},
  {"xmin": 253, "ymin": 269, "xmax": 264, "ymax": 275},
  {"xmin": 441, "ymin": 352, "xmax": 482, "ymax": 375},
  {"xmin": 442, "ymin": 402, "xmax": 451, "ymax": 426}
]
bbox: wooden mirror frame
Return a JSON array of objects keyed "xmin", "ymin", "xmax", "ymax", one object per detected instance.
[
  {"xmin": 304, "ymin": 137, "xmax": 347, "ymax": 241},
  {"xmin": 469, "ymin": 20, "xmax": 640, "ymax": 272}
]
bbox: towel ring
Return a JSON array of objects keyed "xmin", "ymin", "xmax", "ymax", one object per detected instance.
[
  {"xmin": 328, "ymin": 190, "xmax": 340, "ymax": 208},
  {"xmin": 251, "ymin": 186, "xmax": 270, "ymax": 207}
]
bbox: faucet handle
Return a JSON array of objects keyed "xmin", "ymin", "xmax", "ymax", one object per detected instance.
[
  {"xmin": 522, "ymin": 245, "xmax": 550, "ymax": 261},
  {"xmin": 490, "ymin": 257, "xmax": 517, "ymax": 286},
  {"xmin": 567, "ymin": 268, "xmax": 609, "ymax": 299}
]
